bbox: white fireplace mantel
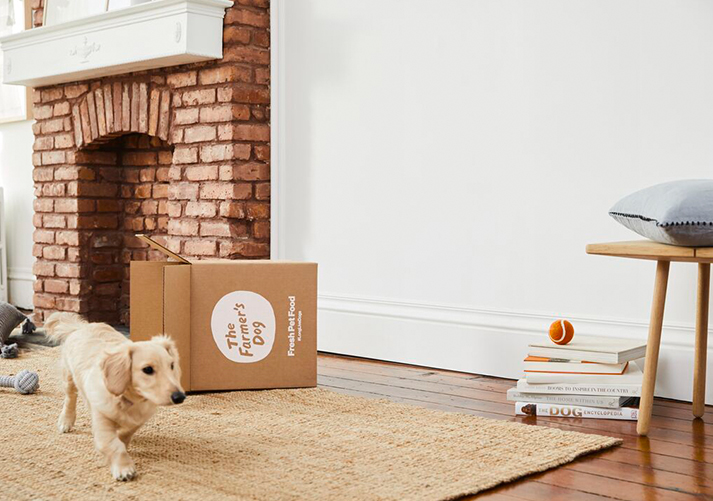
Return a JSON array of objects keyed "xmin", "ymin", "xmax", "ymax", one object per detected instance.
[{"xmin": 0, "ymin": 0, "xmax": 233, "ymax": 88}]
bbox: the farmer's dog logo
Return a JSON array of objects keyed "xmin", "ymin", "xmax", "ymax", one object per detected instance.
[{"xmin": 211, "ymin": 291, "xmax": 276, "ymax": 363}]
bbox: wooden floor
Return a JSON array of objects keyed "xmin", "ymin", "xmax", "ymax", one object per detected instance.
[{"xmin": 317, "ymin": 353, "xmax": 713, "ymax": 501}]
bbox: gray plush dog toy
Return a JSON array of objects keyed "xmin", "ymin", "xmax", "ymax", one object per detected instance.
[
  {"xmin": 0, "ymin": 302, "xmax": 36, "ymax": 359},
  {"xmin": 0, "ymin": 370, "xmax": 39, "ymax": 394}
]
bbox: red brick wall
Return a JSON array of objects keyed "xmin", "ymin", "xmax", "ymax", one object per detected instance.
[{"xmin": 30, "ymin": 0, "xmax": 271, "ymax": 323}]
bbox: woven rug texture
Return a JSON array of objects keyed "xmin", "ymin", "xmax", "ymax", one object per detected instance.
[{"xmin": 0, "ymin": 346, "xmax": 621, "ymax": 500}]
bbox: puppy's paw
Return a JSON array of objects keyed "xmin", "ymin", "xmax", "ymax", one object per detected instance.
[
  {"xmin": 111, "ymin": 463, "xmax": 137, "ymax": 482},
  {"xmin": 57, "ymin": 415, "xmax": 74, "ymax": 433}
]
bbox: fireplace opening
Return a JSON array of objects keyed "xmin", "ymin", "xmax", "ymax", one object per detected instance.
[{"xmin": 78, "ymin": 133, "xmax": 173, "ymax": 325}]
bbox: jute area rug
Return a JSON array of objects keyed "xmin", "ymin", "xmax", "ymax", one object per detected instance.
[{"xmin": 0, "ymin": 346, "xmax": 620, "ymax": 500}]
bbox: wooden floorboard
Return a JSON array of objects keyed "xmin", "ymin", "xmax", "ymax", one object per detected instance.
[{"xmin": 316, "ymin": 353, "xmax": 713, "ymax": 501}]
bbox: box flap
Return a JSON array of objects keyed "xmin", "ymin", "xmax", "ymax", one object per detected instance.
[
  {"xmin": 135, "ymin": 234, "xmax": 191, "ymax": 264},
  {"xmin": 164, "ymin": 266, "xmax": 192, "ymax": 391},
  {"xmin": 130, "ymin": 261, "xmax": 177, "ymax": 340}
]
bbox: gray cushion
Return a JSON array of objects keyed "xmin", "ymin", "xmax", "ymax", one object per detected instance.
[
  {"xmin": 609, "ymin": 180, "xmax": 713, "ymax": 246},
  {"xmin": 0, "ymin": 302, "xmax": 28, "ymax": 345}
]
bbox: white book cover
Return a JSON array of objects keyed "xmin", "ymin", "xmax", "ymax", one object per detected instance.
[
  {"xmin": 523, "ymin": 356, "xmax": 627, "ymax": 374},
  {"xmin": 528, "ymin": 335, "xmax": 646, "ymax": 364},
  {"xmin": 516, "ymin": 362, "xmax": 643, "ymax": 396},
  {"xmin": 516, "ymin": 379, "xmax": 642, "ymax": 396},
  {"xmin": 525, "ymin": 360, "xmax": 643, "ymax": 384},
  {"xmin": 506, "ymin": 388, "xmax": 636, "ymax": 409},
  {"xmin": 515, "ymin": 402, "xmax": 639, "ymax": 421}
]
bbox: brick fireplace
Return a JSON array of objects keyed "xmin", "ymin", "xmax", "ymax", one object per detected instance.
[{"xmin": 29, "ymin": 1, "xmax": 271, "ymax": 324}]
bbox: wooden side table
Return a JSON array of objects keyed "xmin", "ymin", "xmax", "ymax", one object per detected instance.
[{"xmin": 587, "ymin": 240, "xmax": 712, "ymax": 436}]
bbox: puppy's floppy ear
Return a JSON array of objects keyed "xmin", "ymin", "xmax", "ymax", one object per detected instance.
[
  {"xmin": 151, "ymin": 335, "xmax": 179, "ymax": 363},
  {"xmin": 102, "ymin": 345, "xmax": 132, "ymax": 396}
]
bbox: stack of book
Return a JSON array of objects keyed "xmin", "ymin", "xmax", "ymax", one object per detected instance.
[{"xmin": 509, "ymin": 336, "xmax": 646, "ymax": 420}]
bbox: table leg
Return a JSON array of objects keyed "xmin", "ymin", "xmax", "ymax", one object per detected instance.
[
  {"xmin": 693, "ymin": 263, "xmax": 710, "ymax": 418},
  {"xmin": 637, "ymin": 260, "xmax": 670, "ymax": 436}
]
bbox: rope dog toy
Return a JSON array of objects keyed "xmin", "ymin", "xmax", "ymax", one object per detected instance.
[{"xmin": 0, "ymin": 370, "xmax": 39, "ymax": 394}]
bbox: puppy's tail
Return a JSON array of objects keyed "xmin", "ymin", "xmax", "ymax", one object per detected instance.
[{"xmin": 44, "ymin": 312, "xmax": 87, "ymax": 345}]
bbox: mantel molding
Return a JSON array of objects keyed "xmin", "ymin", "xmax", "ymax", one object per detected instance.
[{"xmin": 0, "ymin": 0, "xmax": 233, "ymax": 88}]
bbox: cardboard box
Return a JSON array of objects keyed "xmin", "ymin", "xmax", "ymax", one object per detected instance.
[{"xmin": 129, "ymin": 235, "xmax": 317, "ymax": 392}]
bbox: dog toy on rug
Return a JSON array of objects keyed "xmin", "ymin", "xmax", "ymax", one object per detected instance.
[
  {"xmin": 1, "ymin": 343, "xmax": 18, "ymax": 359},
  {"xmin": 0, "ymin": 301, "xmax": 36, "ymax": 357},
  {"xmin": 0, "ymin": 369, "xmax": 39, "ymax": 394}
]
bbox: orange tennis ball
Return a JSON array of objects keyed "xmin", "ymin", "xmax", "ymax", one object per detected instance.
[{"xmin": 549, "ymin": 319, "xmax": 574, "ymax": 345}]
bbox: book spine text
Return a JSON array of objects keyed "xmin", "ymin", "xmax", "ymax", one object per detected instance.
[{"xmin": 515, "ymin": 402, "xmax": 638, "ymax": 420}]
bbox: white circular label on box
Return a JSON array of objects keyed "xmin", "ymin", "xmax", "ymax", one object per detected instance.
[{"xmin": 211, "ymin": 291, "xmax": 276, "ymax": 363}]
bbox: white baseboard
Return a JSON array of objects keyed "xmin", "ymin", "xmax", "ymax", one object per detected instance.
[
  {"xmin": 8, "ymin": 267, "xmax": 34, "ymax": 310},
  {"xmin": 318, "ymin": 293, "xmax": 712, "ymax": 404}
]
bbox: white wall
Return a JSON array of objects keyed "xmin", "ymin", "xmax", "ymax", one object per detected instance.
[
  {"xmin": 276, "ymin": 0, "xmax": 713, "ymax": 402},
  {"xmin": 0, "ymin": 119, "xmax": 35, "ymax": 309}
]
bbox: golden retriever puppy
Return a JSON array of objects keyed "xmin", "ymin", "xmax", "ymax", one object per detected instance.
[{"xmin": 45, "ymin": 312, "xmax": 185, "ymax": 481}]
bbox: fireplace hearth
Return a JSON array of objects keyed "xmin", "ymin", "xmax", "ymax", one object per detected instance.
[{"xmin": 29, "ymin": 0, "xmax": 271, "ymax": 323}]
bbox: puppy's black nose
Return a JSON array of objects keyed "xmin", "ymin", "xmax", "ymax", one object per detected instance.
[{"xmin": 171, "ymin": 391, "xmax": 186, "ymax": 404}]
